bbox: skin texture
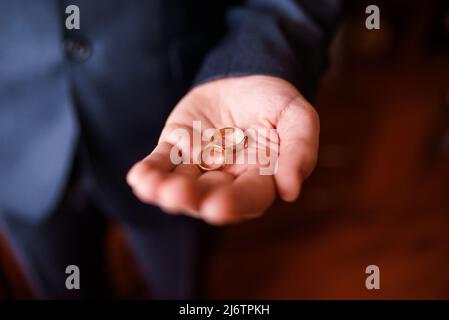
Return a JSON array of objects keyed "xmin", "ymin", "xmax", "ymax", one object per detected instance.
[{"xmin": 127, "ymin": 75, "xmax": 319, "ymax": 225}]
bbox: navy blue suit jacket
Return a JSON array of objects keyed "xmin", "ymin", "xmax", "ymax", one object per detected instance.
[{"xmin": 0, "ymin": 0, "xmax": 339, "ymax": 223}]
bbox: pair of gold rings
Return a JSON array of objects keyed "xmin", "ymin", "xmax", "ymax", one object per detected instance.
[{"xmin": 197, "ymin": 127, "xmax": 248, "ymax": 172}]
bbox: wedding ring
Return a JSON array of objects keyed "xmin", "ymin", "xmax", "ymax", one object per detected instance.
[
  {"xmin": 197, "ymin": 127, "xmax": 247, "ymax": 172},
  {"xmin": 212, "ymin": 127, "xmax": 248, "ymax": 152},
  {"xmin": 197, "ymin": 144, "xmax": 225, "ymax": 171}
]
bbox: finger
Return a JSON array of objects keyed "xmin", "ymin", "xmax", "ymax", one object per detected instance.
[
  {"xmin": 130, "ymin": 170, "xmax": 170, "ymax": 205},
  {"xmin": 157, "ymin": 168, "xmax": 233, "ymax": 216},
  {"xmin": 200, "ymin": 168, "xmax": 275, "ymax": 225},
  {"xmin": 127, "ymin": 142, "xmax": 176, "ymax": 203},
  {"xmin": 127, "ymin": 141, "xmax": 176, "ymax": 185},
  {"xmin": 197, "ymin": 170, "xmax": 235, "ymax": 194},
  {"xmin": 173, "ymin": 163, "xmax": 202, "ymax": 178},
  {"xmin": 275, "ymin": 98, "xmax": 320, "ymax": 202},
  {"xmin": 156, "ymin": 173, "xmax": 201, "ymax": 216}
]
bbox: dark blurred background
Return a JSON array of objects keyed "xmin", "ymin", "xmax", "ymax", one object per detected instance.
[{"xmin": 1, "ymin": 0, "xmax": 449, "ymax": 299}]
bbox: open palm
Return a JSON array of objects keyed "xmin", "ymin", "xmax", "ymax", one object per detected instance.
[{"xmin": 127, "ymin": 75, "xmax": 319, "ymax": 225}]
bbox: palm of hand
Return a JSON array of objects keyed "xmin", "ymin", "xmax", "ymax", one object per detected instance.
[{"xmin": 127, "ymin": 75, "xmax": 319, "ymax": 225}]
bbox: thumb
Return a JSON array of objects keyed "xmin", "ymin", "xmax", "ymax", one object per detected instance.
[{"xmin": 274, "ymin": 96, "xmax": 320, "ymax": 202}]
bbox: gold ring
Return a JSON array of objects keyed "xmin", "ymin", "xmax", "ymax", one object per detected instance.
[
  {"xmin": 196, "ymin": 144, "xmax": 225, "ymax": 172},
  {"xmin": 212, "ymin": 127, "xmax": 248, "ymax": 152}
]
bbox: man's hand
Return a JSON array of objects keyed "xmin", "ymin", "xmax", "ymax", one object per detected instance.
[{"xmin": 127, "ymin": 75, "xmax": 319, "ymax": 225}]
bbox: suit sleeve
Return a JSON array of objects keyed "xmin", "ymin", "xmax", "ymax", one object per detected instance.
[{"xmin": 194, "ymin": 0, "xmax": 340, "ymax": 100}]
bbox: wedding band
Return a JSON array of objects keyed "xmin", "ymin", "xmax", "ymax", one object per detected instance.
[
  {"xmin": 197, "ymin": 144, "xmax": 225, "ymax": 171},
  {"xmin": 197, "ymin": 127, "xmax": 247, "ymax": 172},
  {"xmin": 212, "ymin": 127, "xmax": 248, "ymax": 152}
]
